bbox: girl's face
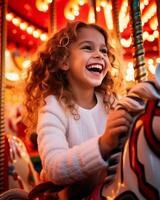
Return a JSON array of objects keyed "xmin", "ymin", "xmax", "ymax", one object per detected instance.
[{"xmin": 65, "ymin": 27, "xmax": 110, "ymax": 91}]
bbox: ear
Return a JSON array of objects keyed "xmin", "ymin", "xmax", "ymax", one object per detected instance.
[
  {"xmin": 60, "ymin": 59, "xmax": 69, "ymax": 71},
  {"xmin": 61, "ymin": 63, "xmax": 69, "ymax": 71}
]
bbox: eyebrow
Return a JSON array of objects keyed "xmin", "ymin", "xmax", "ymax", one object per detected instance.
[
  {"xmin": 78, "ymin": 41, "xmax": 92, "ymax": 45},
  {"xmin": 78, "ymin": 40, "xmax": 107, "ymax": 47}
]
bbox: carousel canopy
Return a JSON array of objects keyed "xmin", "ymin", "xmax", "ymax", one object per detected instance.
[
  {"xmin": 5, "ymin": 0, "xmax": 160, "ymax": 83},
  {"xmin": 7, "ymin": 0, "xmax": 159, "ymax": 58}
]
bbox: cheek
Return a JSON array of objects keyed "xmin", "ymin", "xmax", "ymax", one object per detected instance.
[
  {"xmin": 69, "ymin": 52, "xmax": 82, "ymax": 64},
  {"xmin": 105, "ymin": 58, "xmax": 111, "ymax": 71},
  {"xmin": 71, "ymin": 56, "xmax": 87, "ymax": 68}
]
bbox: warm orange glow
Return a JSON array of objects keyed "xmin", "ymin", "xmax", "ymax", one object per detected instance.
[
  {"xmin": 103, "ymin": 2, "xmax": 113, "ymax": 30},
  {"xmin": 88, "ymin": 7, "xmax": 95, "ymax": 23},
  {"xmin": 5, "ymin": 72, "xmax": 20, "ymax": 81},
  {"xmin": 142, "ymin": 2, "xmax": 156, "ymax": 25},
  {"xmin": 36, "ymin": 0, "xmax": 50, "ymax": 12},
  {"xmin": 149, "ymin": 16, "xmax": 158, "ymax": 30},
  {"xmin": 6, "ymin": 13, "xmax": 14, "ymax": 21}
]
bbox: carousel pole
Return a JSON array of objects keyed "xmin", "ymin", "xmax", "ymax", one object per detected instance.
[
  {"xmin": 156, "ymin": 0, "xmax": 160, "ymax": 56},
  {"xmin": 88, "ymin": 0, "xmax": 97, "ymax": 23},
  {"xmin": 92, "ymin": 0, "xmax": 97, "ymax": 23},
  {"xmin": 111, "ymin": 0, "xmax": 120, "ymax": 40},
  {"xmin": 0, "ymin": 0, "xmax": 9, "ymax": 192},
  {"xmin": 129, "ymin": 0, "xmax": 147, "ymax": 83},
  {"xmin": 48, "ymin": 0, "xmax": 56, "ymax": 35}
]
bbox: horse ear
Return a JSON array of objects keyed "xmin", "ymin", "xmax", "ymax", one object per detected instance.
[{"xmin": 155, "ymin": 63, "xmax": 160, "ymax": 88}]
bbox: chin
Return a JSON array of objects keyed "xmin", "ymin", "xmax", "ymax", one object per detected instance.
[
  {"xmin": 85, "ymin": 78, "xmax": 103, "ymax": 87},
  {"xmin": 94, "ymin": 79, "xmax": 103, "ymax": 85},
  {"xmin": 90, "ymin": 81, "xmax": 102, "ymax": 87}
]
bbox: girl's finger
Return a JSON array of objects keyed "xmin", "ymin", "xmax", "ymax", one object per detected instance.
[
  {"xmin": 108, "ymin": 118, "xmax": 131, "ymax": 128},
  {"xmin": 109, "ymin": 126, "xmax": 129, "ymax": 136}
]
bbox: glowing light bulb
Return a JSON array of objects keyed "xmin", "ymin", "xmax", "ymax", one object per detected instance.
[{"xmin": 6, "ymin": 13, "xmax": 13, "ymax": 21}]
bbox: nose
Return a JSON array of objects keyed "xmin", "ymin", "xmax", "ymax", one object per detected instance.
[{"xmin": 93, "ymin": 49, "xmax": 103, "ymax": 59}]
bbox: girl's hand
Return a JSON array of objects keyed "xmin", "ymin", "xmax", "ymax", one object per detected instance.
[{"xmin": 99, "ymin": 109, "xmax": 133, "ymax": 160}]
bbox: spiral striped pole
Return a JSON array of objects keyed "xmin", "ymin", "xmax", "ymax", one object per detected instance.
[
  {"xmin": 129, "ymin": 0, "xmax": 147, "ymax": 83},
  {"xmin": 0, "ymin": 0, "xmax": 9, "ymax": 192}
]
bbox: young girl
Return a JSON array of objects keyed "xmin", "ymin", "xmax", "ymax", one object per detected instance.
[{"xmin": 24, "ymin": 21, "xmax": 132, "ymax": 199}]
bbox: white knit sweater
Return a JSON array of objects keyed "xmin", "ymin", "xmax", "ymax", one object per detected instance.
[{"xmin": 37, "ymin": 93, "xmax": 108, "ymax": 186}]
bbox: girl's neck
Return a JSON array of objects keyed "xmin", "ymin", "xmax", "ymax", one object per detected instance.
[{"xmin": 72, "ymin": 88, "xmax": 97, "ymax": 109}]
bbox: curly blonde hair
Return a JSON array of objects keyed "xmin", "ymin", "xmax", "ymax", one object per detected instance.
[{"xmin": 24, "ymin": 21, "xmax": 122, "ymax": 134}]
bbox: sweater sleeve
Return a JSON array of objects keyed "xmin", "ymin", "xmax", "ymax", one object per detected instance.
[{"xmin": 37, "ymin": 96, "xmax": 108, "ymax": 185}]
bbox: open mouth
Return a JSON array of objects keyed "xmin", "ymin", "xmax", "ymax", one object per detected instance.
[{"xmin": 86, "ymin": 64, "xmax": 103, "ymax": 74}]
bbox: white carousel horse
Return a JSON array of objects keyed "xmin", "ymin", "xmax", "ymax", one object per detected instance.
[
  {"xmin": 89, "ymin": 64, "xmax": 160, "ymax": 200},
  {"xmin": 7, "ymin": 134, "xmax": 39, "ymax": 192},
  {"xmin": 4, "ymin": 105, "xmax": 39, "ymax": 192},
  {"xmin": 0, "ymin": 135, "xmax": 39, "ymax": 199}
]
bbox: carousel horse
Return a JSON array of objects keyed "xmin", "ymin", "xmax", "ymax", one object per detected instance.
[
  {"xmin": 0, "ymin": 64, "xmax": 160, "ymax": 200},
  {"xmin": 0, "ymin": 135, "xmax": 39, "ymax": 199},
  {"xmin": 7, "ymin": 134, "xmax": 39, "ymax": 192},
  {"xmin": 7, "ymin": 110, "xmax": 39, "ymax": 192},
  {"xmin": 2, "ymin": 108, "xmax": 39, "ymax": 193},
  {"xmin": 89, "ymin": 64, "xmax": 160, "ymax": 200}
]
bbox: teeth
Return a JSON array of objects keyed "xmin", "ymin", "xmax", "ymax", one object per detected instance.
[
  {"xmin": 86, "ymin": 64, "xmax": 103, "ymax": 73},
  {"xmin": 87, "ymin": 64, "xmax": 103, "ymax": 70}
]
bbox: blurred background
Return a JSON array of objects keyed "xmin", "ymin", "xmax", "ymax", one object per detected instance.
[{"xmin": 2, "ymin": 0, "xmax": 160, "ymax": 174}]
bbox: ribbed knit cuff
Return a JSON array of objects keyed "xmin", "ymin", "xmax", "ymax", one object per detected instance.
[{"xmin": 78, "ymin": 136, "xmax": 108, "ymax": 175}]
